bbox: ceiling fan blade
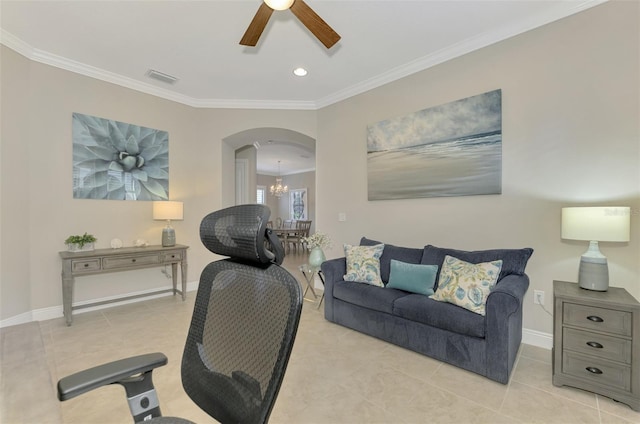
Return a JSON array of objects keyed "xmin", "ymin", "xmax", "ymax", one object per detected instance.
[
  {"xmin": 240, "ymin": 3, "xmax": 274, "ymax": 46},
  {"xmin": 290, "ymin": 0, "xmax": 341, "ymax": 49}
]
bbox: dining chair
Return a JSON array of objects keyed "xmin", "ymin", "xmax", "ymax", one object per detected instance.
[{"xmin": 288, "ymin": 220, "xmax": 312, "ymax": 252}]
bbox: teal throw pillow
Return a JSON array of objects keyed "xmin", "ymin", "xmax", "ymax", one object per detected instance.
[
  {"xmin": 343, "ymin": 243, "xmax": 385, "ymax": 287},
  {"xmin": 387, "ymin": 260, "xmax": 438, "ymax": 296},
  {"xmin": 430, "ymin": 255, "xmax": 503, "ymax": 316}
]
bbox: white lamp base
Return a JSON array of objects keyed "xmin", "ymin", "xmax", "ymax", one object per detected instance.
[
  {"xmin": 578, "ymin": 258, "xmax": 609, "ymax": 291},
  {"xmin": 577, "ymin": 241, "xmax": 609, "ymax": 291}
]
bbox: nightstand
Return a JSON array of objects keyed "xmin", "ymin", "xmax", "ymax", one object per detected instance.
[{"xmin": 553, "ymin": 280, "xmax": 639, "ymax": 411}]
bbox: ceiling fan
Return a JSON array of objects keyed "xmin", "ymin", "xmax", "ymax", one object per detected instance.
[{"xmin": 240, "ymin": 0, "xmax": 341, "ymax": 49}]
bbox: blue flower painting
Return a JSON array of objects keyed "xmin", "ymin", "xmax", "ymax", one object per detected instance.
[
  {"xmin": 367, "ymin": 89, "xmax": 502, "ymax": 200},
  {"xmin": 72, "ymin": 113, "xmax": 169, "ymax": 200}
]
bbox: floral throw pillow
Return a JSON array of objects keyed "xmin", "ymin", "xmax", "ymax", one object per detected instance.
[
  {"xmin": 430, "ymin": 255, "xmax": 503, "ymax": 316},
  {"xmin": 343, "ymin": 243, "xmax": 385, "ymax": 287}
]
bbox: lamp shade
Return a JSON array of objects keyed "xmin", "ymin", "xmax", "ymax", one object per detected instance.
[
  {"xmin": 561, "ymin": 207, "xmax": 630, "ymax": 242},
  {"xmin": 153, "ymin": 201, "xmax": 183, "ymax": 221}
]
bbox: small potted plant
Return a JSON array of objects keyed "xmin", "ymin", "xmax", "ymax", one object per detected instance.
[
  {"xmin": 65, "ymin": 233, "xmax": 97, "ymax": 252},
  {"xmin": 302, "ymin": 232, "xmax": 332, "ymax": 269}
]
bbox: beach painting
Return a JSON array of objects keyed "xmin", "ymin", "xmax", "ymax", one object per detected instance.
[{"xmin": 367, "ymin": 89, "xmax": 502, "ymax": 200}]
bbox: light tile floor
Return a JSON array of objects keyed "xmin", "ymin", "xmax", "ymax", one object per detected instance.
[{"xmin": 2, "ymin": 251, "xmax": 639, "ymax": 424}]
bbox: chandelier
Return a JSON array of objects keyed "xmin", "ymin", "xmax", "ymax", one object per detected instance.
[{"xmin": 270, "ymin": 161, "xmax": 288, "ymax": 197}]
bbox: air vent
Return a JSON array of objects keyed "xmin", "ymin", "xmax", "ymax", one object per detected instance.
[{"xmin": 146, "ymin": 69, "xmax": 179, "ymax": 85}]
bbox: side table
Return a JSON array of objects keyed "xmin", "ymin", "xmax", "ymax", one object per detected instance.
[
  {"xmin": 552, "ymin": 280, "xmax": 640, "ymax": 411},
  {"xmin": 298, "ymin": 264, "xmax": 325, "ymax": 309}
]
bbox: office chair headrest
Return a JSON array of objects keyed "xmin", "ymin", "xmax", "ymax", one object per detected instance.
[{"xmin": 200, "ymin": 204, "xmax": 284, "ymax": 265}]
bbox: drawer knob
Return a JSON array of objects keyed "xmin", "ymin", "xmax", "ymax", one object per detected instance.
[
  {"xmin": 132, "ymin": 259, "xmax": 136, "ymax": 263},
  {"xmin": 585, "ymin": 366, "xmax": 603, "ymax": 375},
  {"xmin": 586, "ymin": 315, "xmax": 604, "ymax": 323},
  {"xmin": 586, "ymin": 341, "xmax": 603, "ymax": 349},
  {"xmin": 84, "ymin": 263, "xmax": 89, "ymax": 268}
]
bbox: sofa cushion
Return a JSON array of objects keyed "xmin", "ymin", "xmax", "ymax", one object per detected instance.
[
  {"xmin": 430, "ymin": 255, "xmax": 502, "ymax": 316},
  {"xmin": 421, "ymin": 245, "xmax": 533, "ymax": 287},
  {"xmin": 344, "ymin": 243, "xmax": 385, "ymax": 286},
  {"xmin": 360, "ymin": 237, "xmax": 424, "ymax": 284},
  {"xmin": 393, "ymin": 294, "xmax": 486, "ymax": 338},
  {"xmin": 387, "ymin": 260, "xmax": 438, "ymax": 296},
  {"xmin": 334, "ymin": 280, "xmax": 409, "ymax": 314}
]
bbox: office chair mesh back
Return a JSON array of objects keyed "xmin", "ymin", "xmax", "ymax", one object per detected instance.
[{"xmin": 182, "ymin": 205, "xmax": 301, "ymax": 424}]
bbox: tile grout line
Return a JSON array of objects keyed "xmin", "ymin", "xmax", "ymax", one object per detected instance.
[
  {"xmin": 596, "ymin": 395, "xmax": 603, "ymax": 424},
  {"xmin": 497, "ymin": 345, "xmax": 523, "ymax": 413}
]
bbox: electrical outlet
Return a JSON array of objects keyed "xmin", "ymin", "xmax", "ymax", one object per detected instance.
[{"xmin": 534, "ymin": 290, "xmax": 545, "ymax": 305}]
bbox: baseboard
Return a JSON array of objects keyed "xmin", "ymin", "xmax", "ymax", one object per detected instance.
[
  {"xmin": 0, "ymin": 281, "xmax": 199, "ymax": 328},
  {"xmin": 0, "ymin": 311, "xmax": 35, "ymax": 328},
  {"xmin": 522, "ymin": 327, "xmax": 553, "ymax": 350},
  {"xmin": 1, "ymin": 291, "xmax": 556, "ymax": 351}
]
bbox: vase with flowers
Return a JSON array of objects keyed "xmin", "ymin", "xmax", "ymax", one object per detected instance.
[{"xmin": 302, "ymin": 232, "xmax": 332, "ymax": 270}]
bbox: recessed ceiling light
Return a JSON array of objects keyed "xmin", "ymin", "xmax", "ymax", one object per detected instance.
[{"xmin": 293, "ymin": 67, "xmax": 308, "ymax": 77}]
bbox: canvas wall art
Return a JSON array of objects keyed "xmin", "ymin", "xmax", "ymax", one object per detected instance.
[
  {"xmin": 290, "ymin": 188, "xmax": 308, "ymax": 220},
  {"xmin": 72, "ymin": 113, "xmax": 169, "ymax": 200},
  {"xmin": 367, "ymin": 89, "xmax": 502, "ymax": 200}
]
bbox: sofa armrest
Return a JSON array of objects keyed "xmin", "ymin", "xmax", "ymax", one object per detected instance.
[
  {"xmin": 484, "ymin": 274, "xmax": 530, "ymax": 383},
  {"xmin": 320, "ymin": 258, "xmax": 346, "ymax": 322},
  {"xmin": 488, "ymin": 274, "xmax": 529, "ymax": 314}
]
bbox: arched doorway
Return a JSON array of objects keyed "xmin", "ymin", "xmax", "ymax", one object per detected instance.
[{"xmin": 222, "ymin": 128, "xmax": 316, "ymax": 231}]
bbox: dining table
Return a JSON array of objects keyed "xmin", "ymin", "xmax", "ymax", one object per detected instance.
[{"xmin": 270, "ymin": 227, "xmax": 303, "ymax": 252}]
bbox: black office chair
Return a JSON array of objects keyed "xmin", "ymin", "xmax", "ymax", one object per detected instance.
[{"xmin": 57, "ymin": 204, "xmax": 303, "ymax": 424}]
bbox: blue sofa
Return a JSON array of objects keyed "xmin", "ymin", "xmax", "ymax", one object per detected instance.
[{"xmin": 321, "ymin": 237, "xmax": 533, "ymax": 384}]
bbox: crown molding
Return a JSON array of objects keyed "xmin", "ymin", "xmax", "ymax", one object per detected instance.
[
  {"xmin": 1, "ymin": 0, "xmax": 606, "ymax": 111},
  {"xmin": 0, "ymin": 29, "xmax": 317, "ymax": 110},
  {"xmin": 0, "ymin": 30, "xmax": 31, "ymax": 56},
  {"xmin": 1, "ymin": 29, "xmax": 199, "ymax": 106},
  {"xmin": 315, "ymin": 0, "xmax": 608, "ymax": 109},
  {"xmin": 189, "ymin": 98, "xmax": 318, "ymax": 110}
]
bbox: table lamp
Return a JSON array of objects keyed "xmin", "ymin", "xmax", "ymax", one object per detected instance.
[
  {"xmin": 561, "ymin": 206, "xmax": 630, "ymax": 291},
  {"xmin": 153, "ymin": 201, "xmax": 183, "ymax": 247}
]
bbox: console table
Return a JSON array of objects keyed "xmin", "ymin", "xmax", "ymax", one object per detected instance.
[{"xmin": 59, "ymin": 244, "xmax": 189, "ymax": 326}]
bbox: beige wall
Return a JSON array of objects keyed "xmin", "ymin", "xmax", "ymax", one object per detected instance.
[
  {"xmin": 1, "ymin": 47, "xmax": 32, "ymax": 320},
  {"xmin": 316, "ymin": 1, "xmax": 639, "ymax": 334},
  {"xmin": 0, "ymin": 47, "xmax": 316, "ymax": 323},
  {"xmin": 1, "ymin": 1, "xmax": 638, "ymax": 340}
]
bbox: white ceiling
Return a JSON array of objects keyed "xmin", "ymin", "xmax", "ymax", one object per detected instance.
[
  {"xmin": 1, "ymin": 0, "xmax": 605, "ymax": 174},
  {"xmin": 255, "ymin": 140, "xmax": 316, "ymax": 176}
]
